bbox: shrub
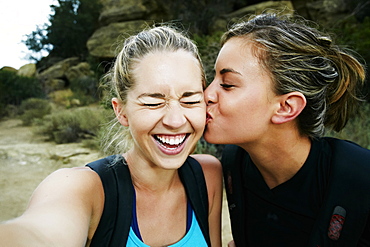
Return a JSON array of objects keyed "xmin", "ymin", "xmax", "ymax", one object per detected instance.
[
  {"xmin": 194, "ymin": 138, "xmax": 222, "ymax": 159},
  {"xmin": 0, "ymin": 103, "xmax": 19, "ymax": 119},
  {"xmin": 0, "ymin": 70, "xmax": 44, "ymax": 106},
  {"xmin": 0, "ymin": 103, "xmax": 6, "ymax": 118},
  {"xmin": 19, "ymin": 98, "xmax": 52, "ymax": 126},
  {"xmin": 38, "ymin": 107, "xmax": 108, "ymax": 144},
  {"xmin": 192, "ymin": 32, "xmax": 223, "ymax": 85},
  {"xmin": 70, "ymin": 76, "xmax": 100, "ymax": 101},
  {"xmin": 48, "ymin": 89, "xmax": 75, "ymax": 107},
  {"xmin": 327, "ymin": 102, "xmax": 370, "ymax": 149},
  {"xmin": 48, "ymin": 89, "xmax": 91, "ymax": 108},
  {"xmin": 49, "ymin": 76, "xmax": 101, "ymax": 107}
]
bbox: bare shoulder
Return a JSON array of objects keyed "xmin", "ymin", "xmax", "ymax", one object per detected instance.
[
  {"xmin": 32, "ymin": 166, "xmax": 105, "ymax": 235},
  {"xmin": 30, "ymin": 166, "xmax": 103, "ymax": 202},
  {"xmin": 190, "ymin": 154, "xmax": 223, "ymax": 197},
  {"xmin": 3, "ymin": 166, "xmax": 105, "ymax": 246},
  {"xmin": 38, "ymin": 166, "xmax": 101, "ymax": 188},
  {"xmin": 191, "ymin": 154, "xmax": 222, "ymax": 176}
]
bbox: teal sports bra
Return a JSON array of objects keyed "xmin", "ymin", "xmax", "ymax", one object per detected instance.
[{"xmin": 126, "ymin": 210, "xmax": 208, "ymax": 246}]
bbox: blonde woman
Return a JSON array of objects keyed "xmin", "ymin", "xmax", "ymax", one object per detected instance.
[{"xmin": 0, "ymin": 26, "xmax": 222, "ymax": 247}]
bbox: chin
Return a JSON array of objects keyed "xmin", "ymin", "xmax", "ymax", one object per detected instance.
[
  {"xmin": 160, "ymin": 158, "xmax": 187, "ymax": 170},
  {"xmin": 204, "ymin": 129, "xmax": 235, "ymax": 145},
  {"xmin": 203, "ymin": 130, "xmax": 219, "ymax": 144}
]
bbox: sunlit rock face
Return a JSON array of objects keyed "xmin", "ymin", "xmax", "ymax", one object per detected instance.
[
  {"xmin": 86, "ymin": 0, "xmax": 295, "ymax": 60},
  {"xmin": 17, "ymin": 63, "xmax": 37, "ymax": 78},
  {"xmin": 87, "ymin": 21, "xmax": 149, "ymax": 58}
]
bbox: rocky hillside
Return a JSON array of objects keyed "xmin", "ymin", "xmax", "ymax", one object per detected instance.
[{"xmin": 5, "ymin": 0, "xmax": 369, "ymax": 95}]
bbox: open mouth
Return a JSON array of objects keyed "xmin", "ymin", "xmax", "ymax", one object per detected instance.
[{"xmin": 153, "ymin": 134, "xmax": 189, "ymax": 150}]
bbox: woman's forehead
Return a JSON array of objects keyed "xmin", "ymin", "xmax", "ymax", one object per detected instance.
[{"xmin": 132, "ymin": 50, "xmax": 203, "ymax": 88}]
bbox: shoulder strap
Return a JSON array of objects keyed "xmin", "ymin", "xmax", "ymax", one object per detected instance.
[
  {"xmin": 308, "ymin": 138, "xmax": 370, "ymax": 247},
  {"xmin": 87, "ymin": 155, "xmax": 213, "ymax": 246},
  {"xmin": 221, "ymin": 144, "xmax": 249, "ymax": 247},
  {"xmin": 179, "ymin": 156, "xmax": 211, "ymax": 247},
  {"xmin": 86, "ymin": 155, "xmax": 133, "ymax": 247}
]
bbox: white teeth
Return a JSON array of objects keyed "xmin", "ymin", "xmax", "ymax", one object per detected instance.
[{"xmin": 157, "ymin": 135, "xmax": 186, "ymax": 145}]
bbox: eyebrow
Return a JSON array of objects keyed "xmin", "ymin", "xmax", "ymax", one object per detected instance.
[
  {"xmin": 138, "ymin": 93, "xmax": 165, "ymax": 99},
  {"xmin": 138, "ymin": 91, "xmax": 202, "ymax": 99},
  {"xmin": 182, "ymin": 91, "xmax": 203, "ymax": 97},
  {"xmin": 220, "ymin": 68, "xmax": 242, "ymax": 75}
]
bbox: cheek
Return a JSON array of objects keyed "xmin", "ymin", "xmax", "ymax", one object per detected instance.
[
  {"xmin": 128, "ymin": 111, "xmax": 159, "ymax": 132},
  {"xmin": 187, "ymin": 108, "xmax": 206, "ymax": 131},
  {"xmin": 220, "ymin": 91, "xmax": 261, "ymax": 115},
  {"xmin": 218, "ymin": 96, "xmax": 239, "ymax": 118}
]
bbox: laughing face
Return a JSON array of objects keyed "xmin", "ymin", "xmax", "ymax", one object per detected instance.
[{"xmin": 114, "ymin": 50, "xmax": 206, "ymax": 170}]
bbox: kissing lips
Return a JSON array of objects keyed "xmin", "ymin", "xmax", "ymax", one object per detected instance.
[
  {"xmin": 153, "ymin": 134, "xmax": 189, "ymax": 155},
  {"xmin": 206, "ymin": 112, "xmax": 212, "ymax": 123}
]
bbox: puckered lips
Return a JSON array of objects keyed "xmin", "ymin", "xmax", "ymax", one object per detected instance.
[
  {"xmin": 206, "ymin": 112, "xmax": 212, "ymax": 123},
  {"xmin": 153, "ymin": 133, "xmax": 189, "ymax": 155}
]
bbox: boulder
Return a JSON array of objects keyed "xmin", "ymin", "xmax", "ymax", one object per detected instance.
[
  {"xmin": 99, "ymin": 0, "xmax": 161, "ymax": 26},
  {"xmin": 65, "ymin": 62, "xmax": 94, "ymax": 83},
  {"xmin": 17, "ymin": 63, "xmax": 37, "ymax": 78},
  {"xmin": 38, "ymin": 57, "xmax": 80, "ymax": 81},
  {"xmin": 44, "ymin": 78, "xmax": 66, "ymax": 93},
  {"xmin": 37, "ymin": 57, "xmax": 79, "ymax": 93},
  {"xmin": 0, "ymin": 66, "xmax": 17, "ymax": 73},
  {"xmin": 290, "ymin": 0, "xmax": 367, "ymax": 25},
  {"xmin": 224, "ymin": 1, "xmax": 294, "ymax": 20},
  {"xmin": 211, "ymin": 1, "xmax": 294, "ymax": 32},
  {"xmin": 323, "ymin": 0, "xmax": 348, "ymax": 13},
  {"xmin": 48, "ymin": 89, "xmax": 74, "ymax": 107},
  {"xmin": 87, "ymin": 20, "xmax": 150, "ymax": 58}
]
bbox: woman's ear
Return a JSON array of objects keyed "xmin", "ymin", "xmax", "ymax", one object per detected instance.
[
  {"xmin": 112, "ymin": 97, "xmax": 129, "ymax": 126},
  {"xmin": 271, "ymin": 92, "xmax": 306, "ymax": 124}
]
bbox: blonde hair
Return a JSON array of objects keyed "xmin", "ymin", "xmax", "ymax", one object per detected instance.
[
  {"xmin": 101, "ymin": 25, "xmax": 206, "ymax": 155},
  {"xmin": 222, "ymin": 13, "xmax": 366, "ymax": 138}
]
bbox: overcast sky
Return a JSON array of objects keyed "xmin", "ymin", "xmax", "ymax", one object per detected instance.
[{"xmin": 0, "ymin": 0, "xmax": 55, "ymax": 70}]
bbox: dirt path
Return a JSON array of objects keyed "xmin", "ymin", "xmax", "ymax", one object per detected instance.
[
  {"xmin": 0, "ymin": 118, "xmax": 101, "ymax": 221},
  {"xmin": 0, "ymin": 118, "xmax": 232, "ymax": 245}
]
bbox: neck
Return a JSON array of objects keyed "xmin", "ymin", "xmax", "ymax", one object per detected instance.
[
  {"xmin": 241, "ymin": 132, "xmax": 312, "ymax": 189},
  {"xmin": 123, "ymin": 151, "xmax": 181, "ymax": 194}
]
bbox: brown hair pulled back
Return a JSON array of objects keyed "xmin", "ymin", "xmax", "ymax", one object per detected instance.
[{"xmin": 222, "ymin": 14, "xmax": 366, "ymax": 138}]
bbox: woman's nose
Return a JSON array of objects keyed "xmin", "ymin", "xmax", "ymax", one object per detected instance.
[
  {"xmin": 162, "ymin": 103, "xmax": 187, "ymax": 129},
  {"xmin": 204, "ymin": 80, "xmax": 217, "ymax": 105}
]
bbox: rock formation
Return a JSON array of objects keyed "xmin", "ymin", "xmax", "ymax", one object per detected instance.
[{"xmin": 3, "ymin": 0, "xmax": 368, "ymax": 94}]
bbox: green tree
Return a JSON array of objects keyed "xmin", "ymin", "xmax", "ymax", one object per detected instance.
[
  {"xmin": 24, "ymin": 0, "xmax": 102, "ymax": 61},
  {"xmin": 23, "ymin": 24, "xmax": 52, "ymax": 62},
  {"xmin": 0, "ymin": 70, "xmax": 44, "ymax": 106}
]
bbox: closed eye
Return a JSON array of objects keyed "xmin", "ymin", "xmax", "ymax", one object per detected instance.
[
  {"xmin": 220, "ymin": 83, "xmax": 234, "ymax": 89},
  {"xmin": 144, "ymin": 103, "xmax": 163, "ymax": 107},
  {"xmin": 182, "ymin": 101, "xmax": 201, "ymax": 105},
  {"xmin": 180, "ymin": 92, "xmax": 203, "ymax": 106}
]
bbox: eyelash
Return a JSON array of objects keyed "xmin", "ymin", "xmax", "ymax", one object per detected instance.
[
  {"xmin": 182, "ymin": 101, "xmax": 200, "ymax": 105},
  {"xmin": 144, "ymin": 101, "xmax": 200, "ymax": 107},
  {"xmin": 220, "ymin": 83, "xmax": 234, "ymax": 89},
  {"xmin": 144, "ymin": 103, "xmax": 162, "ymax": 107}
]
